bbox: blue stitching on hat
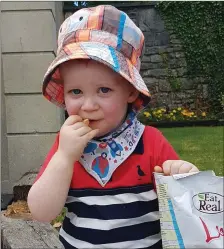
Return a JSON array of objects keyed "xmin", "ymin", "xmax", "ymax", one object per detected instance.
[
  {"xmin": 109, "ymin": 46, "xmax": 120, "ymax": 72},
  {"xmin": 117, "ymin": 13, "xmax": 126, "ymax": 51}
]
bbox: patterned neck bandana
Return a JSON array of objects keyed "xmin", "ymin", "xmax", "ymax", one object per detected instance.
[{"xmin": 79, "ymin": 110, "xmax": 145, "ymax": 187}]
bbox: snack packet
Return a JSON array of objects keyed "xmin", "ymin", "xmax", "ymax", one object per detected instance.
[{"xmin": 154, "ymin": 171, "xmax": 224, "ymax": 248}]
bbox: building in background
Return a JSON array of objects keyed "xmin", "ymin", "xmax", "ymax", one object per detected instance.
[{"xmin": 1, "ymin": 2, "xmax": 64, "ymax": 195}]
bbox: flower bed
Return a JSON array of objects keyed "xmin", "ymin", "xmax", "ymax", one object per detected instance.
[{"xmin": 138, "ymin": 106, "xmax": 220, "ymax": 127}]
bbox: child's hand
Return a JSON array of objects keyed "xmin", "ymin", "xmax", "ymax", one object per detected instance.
[
  {"xmin": 57, "ymin": 115, "xmax": 99, "ymax": 163},
  {"xmin": 154, "ymin": 160, "xmax": 199, "ymax": 176}
]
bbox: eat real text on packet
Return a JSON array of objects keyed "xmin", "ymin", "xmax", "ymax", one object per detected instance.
[{"xmin": 154, "ymin": 171, "xmax": 224, "ymax": 248}]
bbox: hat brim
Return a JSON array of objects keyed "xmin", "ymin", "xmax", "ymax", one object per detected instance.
[{"xmin": 43, "ymin": 41, "xmax": 151, "ymax": 110}]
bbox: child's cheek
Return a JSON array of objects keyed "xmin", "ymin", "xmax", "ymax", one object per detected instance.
[
  {"xmin": 104, "ymin": 102, "xmax": 127, "ymax": 121},
  {"xmin": 65, "ymin": 101, "xmax": 80, "ymax": 116},
  {"xmin": 106, "ymin": 103, "xmax": 117, "ymax": 114}
]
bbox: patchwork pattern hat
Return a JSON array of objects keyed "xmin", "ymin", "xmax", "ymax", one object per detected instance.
[{"xmin": 42, "ymin": 5, "xmax": 151, "ymax": 110}]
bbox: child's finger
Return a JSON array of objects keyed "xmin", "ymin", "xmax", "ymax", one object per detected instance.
[
  {"xmin": 170, "ymin": 161, "xmax": 185, "ymax": 175},
  {"xmin": 75, "ymin": 126, "xmax": 92, "ymax": 136},
  {"xmin": 83, "ymin": 129, "xmax": 99, "ymax": 141},
  {"xmin": 154, "ymin": 166, "xmax": 163, "ymax": 173},
  {"xmin": 178, "ymin": 162, "xmax": 194, "ymax": 174},
  {"xmin": 64, "ymin": 115, "xmax": 82, "ymax": 126},
  {"xmin": 162, "ymin": 160, "xmax": 172, "ymax": 175},
  {"xmin": 189, "ymin": 166, "xmax": 199, "ymax": 173},
  {"xmin": 71, "ymin": 121, "xmax": 88, "ymax": 130}
]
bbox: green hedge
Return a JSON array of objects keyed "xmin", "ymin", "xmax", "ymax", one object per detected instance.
[{"xmin": 157, "ymin": 1, "xmax": 224, "ymax": 115}]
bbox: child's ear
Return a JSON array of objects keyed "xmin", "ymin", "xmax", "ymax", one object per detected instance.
[{"xmin": 127, "ymin": 88, "xmax": 140, "ymax": 103}]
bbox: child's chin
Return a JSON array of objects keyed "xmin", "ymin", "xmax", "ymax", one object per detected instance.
[
  {"xmin": 94, "ymin": 130, "xmax": 104, "ymax": 138},
  {"xmin": 90, "ymin": 122, "xmax": 113, "ymax": 138},
  {"xmin": 93, "ymin": 128, "xmax": 109, "ymax": 138}
]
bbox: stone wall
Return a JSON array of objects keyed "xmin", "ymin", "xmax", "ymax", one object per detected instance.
[{"xmin": 124, "ymin": 6, "xmax": 207, "ymax": 109}]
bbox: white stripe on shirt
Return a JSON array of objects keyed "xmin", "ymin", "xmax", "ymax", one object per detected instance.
[
  {"xmin": 60, "ymin": 227, "xmax": 161, "ymax": 249},
  {"xmin": 66, "ymin": 211, "xmax": 159, "ymax": 230},
  {"xmin": 66, "ymin": 189, "xmax": 157, "ymax": 206}
]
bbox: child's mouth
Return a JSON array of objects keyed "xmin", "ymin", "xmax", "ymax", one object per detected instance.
[
  {"xmin": 83, "ymin": 118, "xmax": 102, "ymax": 126},
  {"xmin": 89, "ymin": 119, "xmax": 98, "ymax": 124}
]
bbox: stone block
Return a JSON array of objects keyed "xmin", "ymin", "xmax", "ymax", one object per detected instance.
[
  {"xmin": 159, "ymin": 79, "xmax": 171, "ymax": 92},
  {"xmin": 181, "ymin": 78, "xmax": 195, "ymax": 90},
  {"xmin": 2, "ymin": 11, "xmax": 56, "ymax": 53},
  {"xmin": 142, "ymin": 55, "xmax": 151, "ymax": 62},
  {"xmin": 168, "ymin": 53, "xmax": 176, "ymax": 59},
  {"xmin": 140, "ymin": 63, "xmax": 160, "ymax": 71},
  {"xmin": 166, "ymin": 48, "xmax": 174, "ymax": 53},
  {"xmin": 144, "ymin": 46, "xmax": 167, "ymax": 56},
  {"xmin": 157, "ymin": 62, "xmax": 166, "ymax": 69},
  {"xmin": 171, "ymin": 39, "xmax": 181, "ymax": 44},
  {"xmin": 1, "ymin": 212, "xmax": 63, "ymax": 249},
  {"xmin": 142, "ymin": 69, "xmax": 167, "ymax": 78},
  {"xmin": 155, "ymin": 32, "xmax": 170, "ymax": 46},
  {"xmin": 6, "ymin": 95, "xmax": 62, "ymax": 133},
  {"xmin": 170, "ymin": 69, "xmax": 178, "ymax": 77},
  {"xmin": 155, "ymin": 92, "xmax": 171, "ymax": 106},
  {"xmin": 172, "ymin": 45, "xmax": 183, "ymax": 51},
  {"xmin": 170, "ymin": 34, "xmax": 177, "ymax": 40},
  {"xmin": 144, "ymin": 77, "xmax": 159, "ymax": 86},
  {"xmin": 148, "ymin": 85, "xmax": 159, "ymax": 95},
  {"xmin": 168, "ymin": 58, "xmax": 187, "ymax": 69},
  {"xmin": 150, "ymin": 54, "xmax": 162, "ymax": 63},
  {"xmin": 202, "ymin": 84, "xmax": 208, "ymax": 98},
  {"xmin": 140, "ymin": 63, "xmax": 150, "ymax": 70},
  {"xmin": 171, "ymin": 91, "xmax": 194, "ymax": 101},
  {"xmin": 144, "ymin": 31, "xmax": 157, "ymax": 47},
  {"xmin": 168, "ymin": 59, "xmax": 178, "ymax": 68},
  {"xmin": 144, "ymin": 47, "xmax": 157, "ymax": 55},
  {"xmin": 3, "ymin": 53, "xmax": 55, "ymax": 93},
  {"xmin": 178, "ymin": 58, "xmax": 187, "ymax": 67},
  {"xmin": 138, "ymin": 9, "xmax": 166, "ymax": 32},
  {"xmin": 175, "ymin": 52, "xmax": 185, "ymax": 58},
  {"xmin": 8, "ymin": 134, "xmax": 57, "ymax": 184},
  {"xmin": 176, "ymin": 67, "xmax": 187, "ymax": 77}
]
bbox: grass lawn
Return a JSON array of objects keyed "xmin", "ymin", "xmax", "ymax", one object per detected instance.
[{"xmin": 159, "ymin": 126, "xmax": 224, "ymax": 176}]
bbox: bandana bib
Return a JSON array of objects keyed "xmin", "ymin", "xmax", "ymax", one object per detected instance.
[{"xmin": 79, "ymin": 110, "xmax": 145, "ymax": 187}]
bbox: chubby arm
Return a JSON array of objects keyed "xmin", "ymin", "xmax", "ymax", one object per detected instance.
[
  {"xmin": 28, "ymin": 116, "xmax": 98, "ymax": 222},
  {"xmin": 28, "ymin": 151, "xmax": 74, "ymax": 222}
]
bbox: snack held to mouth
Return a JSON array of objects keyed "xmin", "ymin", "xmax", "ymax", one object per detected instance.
[
  {"xmin": 154, "ymin": 171, "xmax": 224, "ymax": 248},
  {"xmin": 83, "ymin": 119, "xmax": 89, "ymax": 126}
]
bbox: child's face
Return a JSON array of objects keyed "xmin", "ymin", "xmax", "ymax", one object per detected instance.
[{"xmin": 61, "ymin": 60, "xmax": 139, "ymax": 137}]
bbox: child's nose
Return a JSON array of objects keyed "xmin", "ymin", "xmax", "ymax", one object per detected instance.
[{"xmin": 81, "ymin": 97, "xmax": 99, "ymax": 111}]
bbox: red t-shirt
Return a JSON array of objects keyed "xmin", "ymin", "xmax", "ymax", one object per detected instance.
[{"xmin": 35, "ymin": 126, "xmax": 179, "ymax": 189}]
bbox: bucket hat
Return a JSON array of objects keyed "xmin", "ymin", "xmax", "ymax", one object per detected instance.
[{"xmin": 42, "ymin": 5, "xmax": 151, "ymax": 110}]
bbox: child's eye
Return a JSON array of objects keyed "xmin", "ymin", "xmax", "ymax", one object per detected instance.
[
  {"xmin": 71, "ymin": 89, "xmax": 82, "ymax": 95},
  {"xmin": 99, "ymin": 87, "xmax": 111, "ymax": 93}
]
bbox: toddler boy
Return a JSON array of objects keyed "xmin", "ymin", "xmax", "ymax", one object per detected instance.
[{"xmin": 28, "ymin": 5, "xmax": 199, "ymax": 249}]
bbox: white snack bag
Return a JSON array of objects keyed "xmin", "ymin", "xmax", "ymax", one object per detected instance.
[{"xmin": 154, "ymin": 171, "xmax": 224, "ymax": 248}]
